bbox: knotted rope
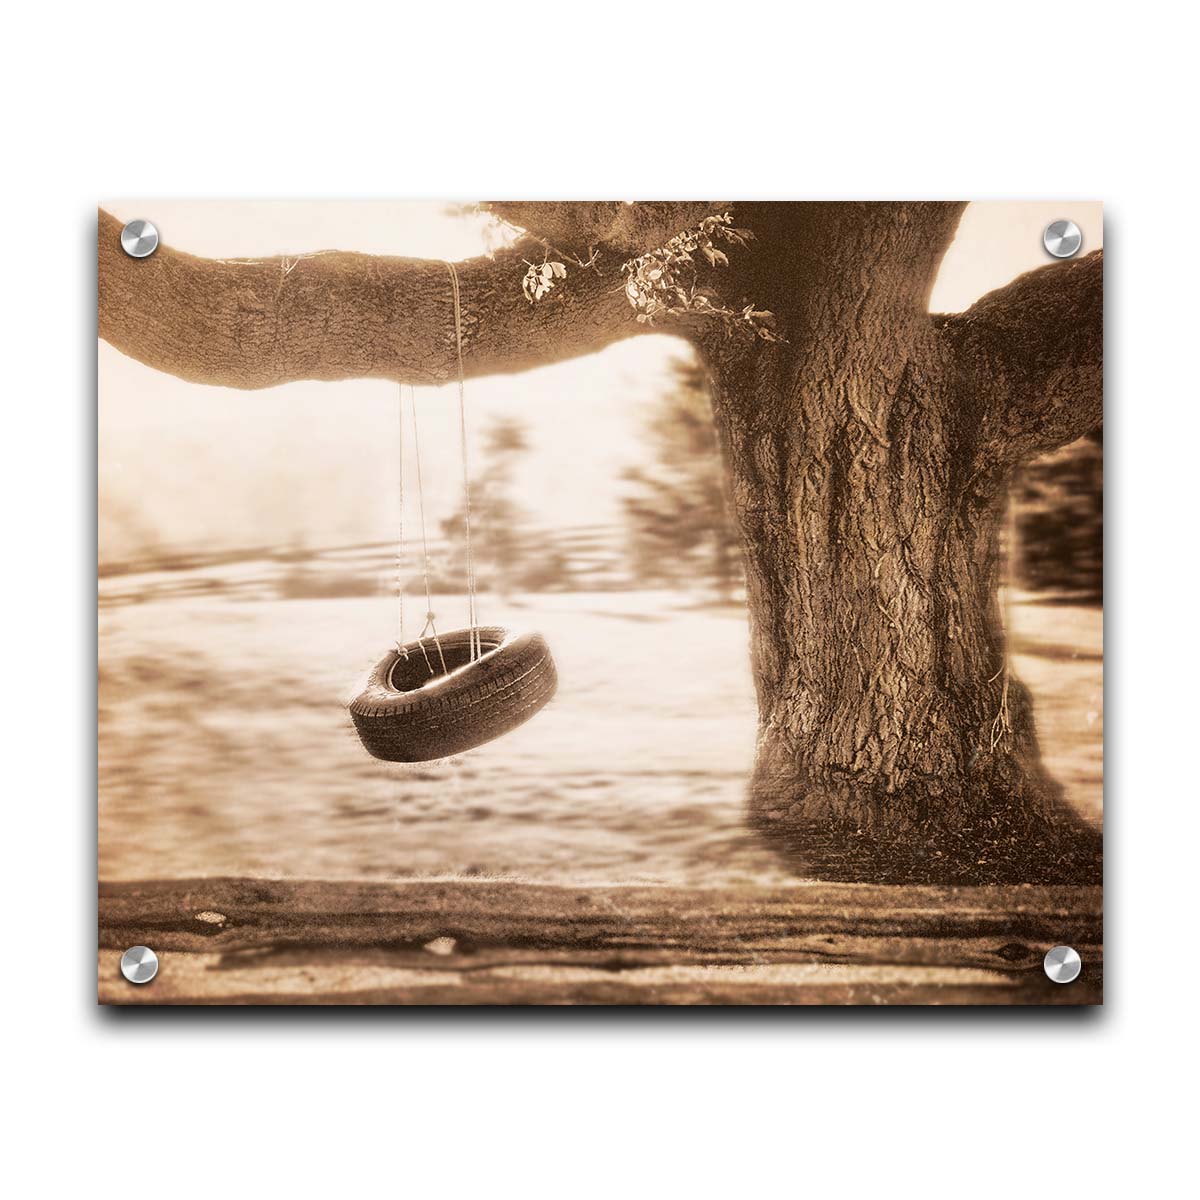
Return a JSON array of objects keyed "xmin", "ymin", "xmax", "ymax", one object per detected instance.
[
  {"xmin": 446, "ymin": 261, "xmax": 481, "ymax": 662},
  {"xmin": 398, "ymin": 382, "xmax": 448, "ymax": 676},
  {"xmin": 393, "ymin": 262, "xmax": 481, "ymax": 674}
]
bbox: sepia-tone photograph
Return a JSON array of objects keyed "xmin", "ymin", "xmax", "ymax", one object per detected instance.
[{"xmin": 97, "ymin": 199, "xmax": 1102, "ymax": 1005}]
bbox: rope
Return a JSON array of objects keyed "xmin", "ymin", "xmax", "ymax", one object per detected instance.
[
  {"xmin": 390, "ymin": 268, "xmax": 479, "ymax": 676},
  {"xmin": 447, "ymin": 261, "xmax": 481, "ymax": 662},
  {"xmin": 407, "ymin": 384, "xmax": 447, "ymax": 676},
  {"xmin": 396, "ymin": 383, "xmax": 407, "ymax": 657}
]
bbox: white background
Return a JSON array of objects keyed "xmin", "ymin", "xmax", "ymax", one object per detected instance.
[{"xmin": 1, "ymin": 3, "xmax": 1194, "ymax": 1197}]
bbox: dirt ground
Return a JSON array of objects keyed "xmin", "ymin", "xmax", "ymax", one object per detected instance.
[{"xmin": 98, "ymin": 584, "xmax": 1102, "ymax": 887}]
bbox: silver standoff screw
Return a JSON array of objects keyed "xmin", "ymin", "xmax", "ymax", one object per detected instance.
[
  {"xmin": 120, "ymin": 945, "xmax": 159, "ymax": 984},
  {"xmin": 1043, "ymin": 219, "xmax": 1082, "ymax": 259},
  {"xmin": 1043, "ymin": 945, "xmax": 1082, "ymax": 984},
  {"xmin": 120, "ymin": 219, "xmax": 160, "ymax": 259}
]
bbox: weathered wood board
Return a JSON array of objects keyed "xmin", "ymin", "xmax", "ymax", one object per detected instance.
[{"xmin": 99, "ymin": 878, "xmax": 1102, "ymax": 1005}]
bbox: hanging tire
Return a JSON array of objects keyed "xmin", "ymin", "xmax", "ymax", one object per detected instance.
[{"xmin": 349, "ymin": 626, "xmax": 557, "ymax": 762}]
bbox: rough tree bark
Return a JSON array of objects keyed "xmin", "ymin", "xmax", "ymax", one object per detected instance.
[
  {"xmin": 98, "ymin": 201, "xmax": 1102, "ymax": 883},
  {"xmin": 696, "ymin": 204, "xmax": 1101, "ymax": 882}
]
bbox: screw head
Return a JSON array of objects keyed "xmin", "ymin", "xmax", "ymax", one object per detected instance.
[
  {"xmin": 1043, "ymin": 219, "xmax": 1082, "ymax": 259},
  {"xmin": 120, "ymin": 219, "xmax": 159, "ymax": 259},
  {"xmin": 1043, "ymin": 945, "xmax": 1082, "ymax": 984},
  {"xmin": 120, "ymin": 945, "xmax": 159, "ymax": 984}
]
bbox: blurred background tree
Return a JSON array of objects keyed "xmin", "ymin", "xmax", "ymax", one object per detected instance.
[
  {"xmin": 441, "ymin": 415, "xmax": 572, "ymax": 595},
  {"xmin": 1013, "ymin": 427, "xmax": 1103, "ymax": 603},
  {"xmin": 622, "ymin": 357, "xmax": 743, "ymax": 601}
]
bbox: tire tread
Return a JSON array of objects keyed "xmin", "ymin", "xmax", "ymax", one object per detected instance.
[{"xmin": 349, "ymin": 627, "xmax": 557, "ymax": 762}]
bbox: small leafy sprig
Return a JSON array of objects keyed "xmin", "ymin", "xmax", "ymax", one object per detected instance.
[
  {"xmin": 521, "ymin": 257, "xmax": 567, "ymax": 303},
  {"xmin": 620, "ymin": 213, "xmax": 780, "ymax": 341}
]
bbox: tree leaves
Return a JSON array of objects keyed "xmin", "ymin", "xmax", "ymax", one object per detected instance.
[
  {"xmin": 522, "ymin": 258, "xmax": 568, "ymax": 303},
  {"xmin": 516, "ymin": 213, "xmax": 781, "ymax": 343},
  {"xmin": 619, "ymin": 212, "xmax": 781, "ymax": 341}
]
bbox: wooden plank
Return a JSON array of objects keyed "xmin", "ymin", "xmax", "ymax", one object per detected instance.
[{"xmin": 98, "ymin": 878, "xmax": 1102, "ymax": 1006}]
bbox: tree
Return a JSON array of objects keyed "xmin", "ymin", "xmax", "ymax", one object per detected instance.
[
  {"xmin": 98, "ymin": 202, "xmax": 1102, "ymax": 882},
  {"xmin": 622, "ymin": 356, "xmax": 743, "ymax": 600},
  {"xmin": 1014, "ymin": 428, "xmax": 1103, "ymax": 601},
  {"xmin": 440, "ymin": 415, "xmax": 572, "ymax": 594}
]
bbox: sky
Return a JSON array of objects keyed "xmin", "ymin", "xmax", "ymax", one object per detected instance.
[{"xmin": 98, "ymin": 200, "xmax": 1102, "ymax": 562}]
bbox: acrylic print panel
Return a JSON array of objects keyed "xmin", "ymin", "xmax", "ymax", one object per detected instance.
[{"xmin": 97, "ymin": 201, "xmax": 1103, "ymax": 1005}]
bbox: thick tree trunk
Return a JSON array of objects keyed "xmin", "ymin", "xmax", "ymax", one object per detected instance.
[{"xmin": 701, "ymin": 204, "xmax": 1100, "ymax": 883}]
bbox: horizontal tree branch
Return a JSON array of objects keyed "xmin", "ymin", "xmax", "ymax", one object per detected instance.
[
  {"xmin": 98, "ymin": 207, "xmax": 653, "ymax": 390},
  {"xmin": 939, "ymin": 250, "xmax": 1103, "ymax": 465}
]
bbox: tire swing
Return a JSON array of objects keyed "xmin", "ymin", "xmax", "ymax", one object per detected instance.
[{"xmin": 350, "ymin": 263, "xmax": 558, "ymax": 762}]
